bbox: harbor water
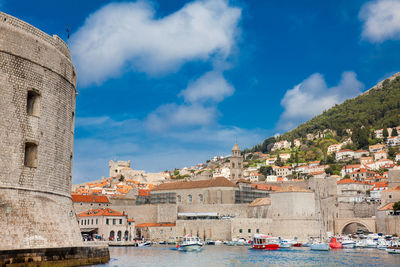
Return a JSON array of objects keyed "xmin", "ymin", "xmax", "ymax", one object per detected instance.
[{"xmin": 93, "ymin": 245, "xmax": 400, "ymax": 266}]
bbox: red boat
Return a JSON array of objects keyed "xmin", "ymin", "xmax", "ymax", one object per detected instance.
[
  {"xmin": 252, "ymin": 234, "xmax": 280, "ymax": 250},
  {"xmin": 293, "ymin": 243, "xmax": 302, "ymax": 247},
  {"xmin": 329, "ymin": 237, "xmax": 342, "ymax": 249}
]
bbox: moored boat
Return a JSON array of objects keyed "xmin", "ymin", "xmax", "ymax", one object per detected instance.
[
  {"xmin": 329, "ymin": 237, "xmax": 342, "ymax": 249},
  {"xmin": 341, "ymin": 239, "xmax": 355, "ymax": 249},
  {"xmin": 178, "ymin": 235, "xmax": 203, "ymax": 252},
  {"xmin": 280, "ymin": 240, "xmax": 292, "ymax": 249},
  {"xmin": 310, "ymin": 242, "xmax": 330, "ymax": 251},
  {"xmin": 252, "ymin": 234, "xmax": 280, "ymax": 250}
]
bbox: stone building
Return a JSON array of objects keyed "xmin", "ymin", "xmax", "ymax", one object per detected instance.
[
  {"xmin": 77, "ymin": 208, "xmax": 135, "ymax": 241},
  {"xmin": 0, "ymin": 12, "xmax": 108, "ymax": 265},
  {"xmin": 269, "ymin": 186, "xmax": 320, "ymax": 239},
  {"xmin": 230, "ymin": 143, "xmax": 243, "ymax": 180}
]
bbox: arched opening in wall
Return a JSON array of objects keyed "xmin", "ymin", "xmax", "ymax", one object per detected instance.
[
  {"xmin": 117, "ymin": 230, "xmax": 122, "ymax": 241},
  {"xmin": 24, "ymin": 142, "xmax": 38, "ymax": 168},
  {"xmin": 26, "ymin": 90, "xmax": 40, "ymax": 117},
  {"xmin": 109, "ymin": 231, "xmax": 115, "ymax": 241},
  {"xmin": 341, "ymin": 222, "xmax": 370, "ymax": 235},
  {"xmin": 124, "ymin": 230, "xmax": 129, "ymax": 241}
]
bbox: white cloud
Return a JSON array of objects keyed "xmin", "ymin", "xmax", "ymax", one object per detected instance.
[
  {"xmin": 278, "ymin": 71, "xmax": 364, "ymax": 131},
  {"xmin": 71, "ymin": 0, "xmax": 241, "ymax": 86},
  {"xmin": 359, "ymin": 0, "xmax": 400, "ymax": 42},
  {"xmin": 180, "ymin": 70, "xmax": 234, "ymax": 103},
  {"xmin": 145, "ymin": 103, "xmax": 217, "ymax": 132}
]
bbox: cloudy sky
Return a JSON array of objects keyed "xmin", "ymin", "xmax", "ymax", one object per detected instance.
[{"xmin": 2, "ymin": 0, "xmax": 400, "ymax": 183}]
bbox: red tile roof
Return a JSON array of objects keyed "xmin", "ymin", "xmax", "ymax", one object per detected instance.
[
  {"xmin": 379, "ymin": 202, "xmax": 394, "ymax": 211},
  {"xmin": 71, "ymin": 194, "xmax": 109, "ymax": 203},
  {"xmin": 77, "ymin": 208, "xmax": 123, "ymax": 217}
]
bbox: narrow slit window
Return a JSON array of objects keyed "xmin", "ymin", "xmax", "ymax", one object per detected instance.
[
  {"xmin": 24, "ymin": 142, "xmax": 38, "ymax": 168},
  {"xmin": 26, "ymin": 90, "xmax": 40, "ymax": 117}
]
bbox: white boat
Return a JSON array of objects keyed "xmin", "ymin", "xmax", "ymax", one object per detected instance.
[
  {"xmin": 138, "ymin": 241, "xmax": 152, "ymax": 247},
  {"xmin": 365, "ymin": 239, "xmax": 377, "ymax": 248},
  {"xmin": 310, "ymin": 242, "xmax": 330, "ymax": 251},
  {"xmin": 386, "ymin": 246, "xmax": 400, "ymax": 254},
  {"xmin": 236, "ymin": 238, "xmax": 247, "ymax": 246},
  {"xmin": 341, "ymin": 239, "xmax": 355, "ymax": 249},
  {"xmin": 178, "ymin": 235, "xmax": 203, "ymax": 252},
  {"xmin": 215, "ymin": 240, "xmax": 223, "ymax": 245},
  {"xmin": 280, "ymin": 240, "xmax": 292, "ymax": 249},
  {"xmin": 355, "ymin": 240, "xmax": 366, "ymax": 248}
]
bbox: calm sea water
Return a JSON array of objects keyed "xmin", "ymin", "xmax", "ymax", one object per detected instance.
[{"xmin": 94, "ymin": 245, "xmax": 400, "ymax": 267}]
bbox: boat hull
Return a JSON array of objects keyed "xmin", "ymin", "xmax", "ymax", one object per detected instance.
[
  {"xmin": 310, "ymin": 243, "xmax": 330, "ymax": 251},
  {"xmin": 252, "ymin": 244, "xmax": 280, "ymax": 250},
  {"xmin": 179, "ymin": 244, "xmax": 203, "ymax": 252}
]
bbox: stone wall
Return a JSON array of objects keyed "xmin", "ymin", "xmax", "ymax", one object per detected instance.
[
  {"xmin": 178, "ymin": 204, "xmax": 249, "ymax": 218},
  {"xmin": 0, "ymin": 11, "xmax": 83, "ymax": 250}
]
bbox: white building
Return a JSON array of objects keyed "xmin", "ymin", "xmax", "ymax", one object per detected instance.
[
  {"xmin": 396, "ymin": 153, "xmax": 400, "ymax": 162},
  {"xmin": 374, "ymin": 151, "xmax": 388, "ymax": 161},
  {"xmin": 354, "ymin": 149, "xmax": 369, "ymax": 159},
  {"xmin": 337, "ymin": 179, "xmax": 372, "ymax": 203},
  {"xmin": 327, "ymin": 144, "xmax": 342, "ymax": 155},
  {"xmin": 387, "ymin": 136, "xmax": 400, "ymax": 147},
  {"xmin": 77, "ymin": 208, "xmax": 135, "ymax": 241},
  {"xmin": 336, "ymin": 149, "xmax": 355, "ymax": 161},
  {"xmin": 274, "ymin": 166, "xmax": 293, "ymax": 177}
]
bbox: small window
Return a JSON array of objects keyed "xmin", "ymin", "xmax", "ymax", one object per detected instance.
[
  {"xmin": 199, "ymin": 194, "xmax": 203, "ymax": 203},
  {"xmin": 26, "ymin": 90, "xmax": 40, "ymax": 117},
  {"xmin": 256, "ymin": 229, "xmax": 259, "ymax": 233},
  {"xmin": 91, "ymin": 219, "xmax": 93, "ymax": 225},
  {"xmin": 24, "ymin": 142, "xmax": 38, "ymax": 168},
  {"xmin": 106, "ymin": 219, "xmax": 109, "ymax": 225},
  {"xmin": 120, "ymin": 219, "xmax": 122, "ymax": 224},
  {"xmin": 177, "ymin": 195, "xmax": 181, "ymax": 203},
  {"xmin": 188, "ymin": 195, "xmax": 192, "ymax": 203},
  {"xmin": 113, "ymin": 219, "xmax": 116, "ymax": 225},
  {"xmin": 96, "ymin": 218, "xmax": 98, "ymax": 224},
  {"xmin": 248, "ymin": 229, "xmax": 251, "ymax": 233},
  {"xmin": 239, "ymin": 229, "xmax": 242, "ymax": 233}
]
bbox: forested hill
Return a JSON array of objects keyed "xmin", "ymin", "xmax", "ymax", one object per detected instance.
[{"xmin": 249, "ymin": 72, "xmax": 400, "ymax": 152}]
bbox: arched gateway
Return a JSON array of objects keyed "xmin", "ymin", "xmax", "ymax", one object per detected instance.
[{"xmin": 335, "ymin": 218, "xmax": 376, "ymax": 234}]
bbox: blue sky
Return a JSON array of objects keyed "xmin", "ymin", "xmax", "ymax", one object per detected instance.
[{"xmin": 2, "ymin": 0, "xmax": 400, "ymax": 183}]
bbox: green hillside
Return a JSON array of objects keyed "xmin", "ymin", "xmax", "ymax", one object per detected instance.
[{"xmin": 250, "ymin": 73, "xmax": 400, "ymax": 153}]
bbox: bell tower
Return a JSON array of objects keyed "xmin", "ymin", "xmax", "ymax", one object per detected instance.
[{"xmin": 230, "ymin": 143, "xmax": 243, "ymax": 181}]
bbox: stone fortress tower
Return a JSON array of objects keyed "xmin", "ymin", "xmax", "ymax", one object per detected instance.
[
  {"xmin": 0, "ymin": 12, "xmax": 108, "ymax": 265},
  {"xmin": 230, "ymin": 143, "xmax": 243, "ymax": 180}
]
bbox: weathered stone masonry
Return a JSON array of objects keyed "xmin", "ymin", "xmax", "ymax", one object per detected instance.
[{"xmin": 0, "ymin": 11, "xmax": 108, "ymax": 265}]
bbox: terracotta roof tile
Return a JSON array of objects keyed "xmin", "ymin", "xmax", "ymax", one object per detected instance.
[
  {"xmin": 77, "ymin": 208, "xmax": 123, "ymax": 217},
  {"xmin": 71, "ymin": 194, "xmax": 109, "ymax": 203},
  {"xmin": 379, "ymin": 202, "xmax": 394, "ymax": 211}
]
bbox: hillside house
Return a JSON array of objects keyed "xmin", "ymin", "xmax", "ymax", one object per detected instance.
[
  {"xmin": 354, "ymin": 149, "xmax": 370, "ymax": 159},
  {"xmin": 369, "ymin": 144, "xmax": 385, "ymax": 153},
  {"xmin": 336, "ymin": 149, "xmax": 355, "ymax": 161},
  {"xmin": 327, "ymin": 144, "xmax": 342, "ymax": 155},
  {"xmin": 387, "ymin": 136, "xmax": 400, "ymax": 147}
]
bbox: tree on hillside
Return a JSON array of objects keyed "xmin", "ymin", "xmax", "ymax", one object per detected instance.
[
  {"xmin": 259, "ymin": 166, "xmax": 273, "ymax": 177},
  {"xmin": 383, "ymin": 128, "xmax": 389, "ymax": 139},
  {"xmin": 393, "ymin": 201, "xmax": 400, "ymax": 215},
  {"xmin": 276, "ymin": 155, "xmax": 283, "ymax": 167},
  {"xmin": 392, "ymin": 128, "xmax": 398, "ymax": 137},
  {"xmin": 325, "ymin": 167, "xmax": 333, "ymax": 176}
]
